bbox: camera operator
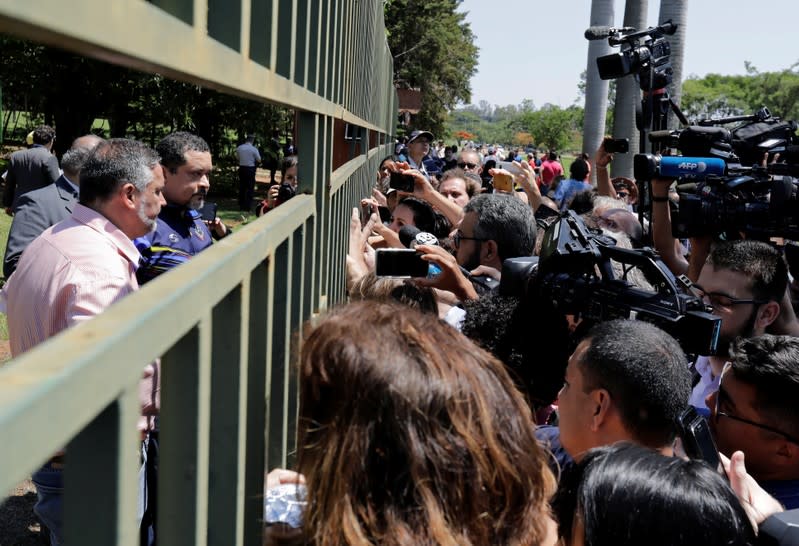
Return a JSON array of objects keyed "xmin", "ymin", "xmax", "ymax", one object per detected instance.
[
  {"xmin": 650, "ymin": 175, "xmax": 709, "ymax": 279},
  {"xmin": 707, "ymin": 335, "xmax": 799, "ymax": 509}
]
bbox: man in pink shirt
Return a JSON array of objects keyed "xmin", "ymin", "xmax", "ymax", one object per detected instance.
[
  {"xmin": 4, "ymin": 138, "xmax": 166, "ymax": 546},
  {"xmin": 539, "ymin": 150, "xmax": 564, "ymax": 193}
]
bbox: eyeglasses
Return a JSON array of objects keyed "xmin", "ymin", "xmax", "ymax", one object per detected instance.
[
  {"xmin": 457, "ymin": 162, "xmax": 478, "ymax": 170},
  {"xmin": 616, "ymin": 190, "xmax": 630, "ymax": 199},
  {"xmin": 715, "ymin": 366, "xmax": 799, "ymax": 445},
  {"xmin": 453, "ymin": 231, "xmax": 487, "ymax": 248},
  {"xmin": 690, "ymin": 283, "xmax": 767, "ymax": 311}
]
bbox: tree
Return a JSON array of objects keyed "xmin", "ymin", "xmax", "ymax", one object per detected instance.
[
  {"xmin": 611, "ymin": 0, "xmax": 647, "ymax": 179},
  {"xmin": 659, "ymin": 0, "xmax": 687, "ymax": 129},
  {"xmin": 519, "ymin": 105, "xmax": 580, "ymax": 152},
  {"xmin": 681, "ymin": 66, "xmax": 799, "ymax": 122},
  {"xmin": 384, "ymin": 0, "xmax": 479, "ymax": 136},
  {"xmin": 582, "ymin": 0, "xmax": 614, "ymax": 180}
]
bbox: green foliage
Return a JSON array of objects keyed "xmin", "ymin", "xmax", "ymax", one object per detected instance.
[
  {"xmin": 516, "ymin": 104, "xmax": 582, "ymax": 151},
  {"xmin": 446, "ymin": 100, "xmax": 583, "ymax": 152},
  {"xmin": 681, "ymin": 63, "xmax": 799, "ymax": 121},
  {"xmin": 0, "ymin": 36, "xmax": 294, "ymax": 196},
  {"xmin": 385, "ymin": 0, "xmax": 479, "ymax": 136}
]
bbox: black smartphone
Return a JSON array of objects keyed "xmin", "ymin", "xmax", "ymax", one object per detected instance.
[
  {"xmin": 389, "ymin": 171, "xmax": 415, "ymax": 193},
  {"xmin": 375, "ymin": 249, "xmax": 428, "ymax": 278},
  {"xmin": 199, "ymin": 202, "xmax": 218, "ymax": 221},
  {"xmin": 604, "ymin": 138, "xmax": 630, "ymax": 154},
  {"xmin": 675, "ymin": 406, "xmax": 721, "ymax": 472}
]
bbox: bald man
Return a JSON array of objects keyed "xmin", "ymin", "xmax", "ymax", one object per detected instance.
[{"xmin": 3, "ymin": 134, "xmax": 104, "ymax": 277}]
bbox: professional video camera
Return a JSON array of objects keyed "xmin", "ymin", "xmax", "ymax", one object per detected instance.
[
  {"xmin": 632, "ymin": 107, "xmax": 799, "ymax": 239},
  {"xmin": 640, "ymin": 107, "xmax": 799, "ymax": 167},
  {"xmin": 499, "ymin": 210, "xmax": 720, "ymax": 356},
  {"xmin": 590, "ymin": 21, "xmax": 677, "ymax": 91}
]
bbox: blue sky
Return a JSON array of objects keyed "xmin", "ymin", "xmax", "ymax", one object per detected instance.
[{"xmin": 458, "ymin": 0, "xmax": 799, "ymax": 108}]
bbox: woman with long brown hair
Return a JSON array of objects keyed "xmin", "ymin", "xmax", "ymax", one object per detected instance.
[{"xmin": 270, "ymin": 300, "xmax": 556, "ymax": 546}]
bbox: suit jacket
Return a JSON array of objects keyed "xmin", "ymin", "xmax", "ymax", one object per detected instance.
[
  {"xmin": 2, "ymin": 145, "xmax": 60, "ymax": 209},
  {"xmin": 3, "ymin": 175, "xmax": 78, "ymax": 278}
]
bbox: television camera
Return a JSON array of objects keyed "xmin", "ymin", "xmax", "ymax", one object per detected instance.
[{"xmin": 499, "ymin": 210, "xmax": 720, "ymax": 357}]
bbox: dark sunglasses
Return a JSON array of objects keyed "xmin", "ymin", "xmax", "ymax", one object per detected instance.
[{"xmin": 457, "ymin": 161, "xmax": 478, "ymax": 170}]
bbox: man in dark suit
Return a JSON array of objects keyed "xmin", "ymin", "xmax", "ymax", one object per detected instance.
[
  {"xmin": 3, "ymin": 124, "xmax": 60, "ymax": 212},
  {"xmin": 3, "ymin": 134, "xmax": 104, "ymax": 278}
]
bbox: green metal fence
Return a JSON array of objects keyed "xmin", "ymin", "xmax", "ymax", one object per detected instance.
[{"xmin": 0, "ymin": 0, "xmax": 396, "ymax": 543}]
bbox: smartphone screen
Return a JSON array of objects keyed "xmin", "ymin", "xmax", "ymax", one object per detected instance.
[
  {"xmin": 389, "ymin": 172, "xmax": 415, "ymax": 193},
  {"xmin": 496, "ymin": 161, "xmax": 523, "ymax": 175},
  {"xmin": 375, "ymin": 249, "xmax": 428, "ymax": 278},
  {"xmin": 199, "ymin": 202, "xmax": 218, "ymax": 222}
]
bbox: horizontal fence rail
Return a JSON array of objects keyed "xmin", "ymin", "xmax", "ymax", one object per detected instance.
[{"xmin": 0, "ymin": 0, "xmax": 397, "ymax": 543}]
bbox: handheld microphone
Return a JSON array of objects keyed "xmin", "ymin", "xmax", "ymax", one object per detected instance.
[
  {"xmin": 397, "ymin": 225, "xmax": 441, "ymax": 278},
  {"xmin": 657, "ymin": 157, "xmax": 727, "ymax": 179},
  {"xmin": 398, "ymin": 225, "xmax": 439, "ymax": 249},
  {"xmin": 584, "ymin": 26, "xmax": 635, "ymax": 40}
]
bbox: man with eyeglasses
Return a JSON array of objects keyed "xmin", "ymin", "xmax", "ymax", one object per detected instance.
[
  {"xmin": 415, "ymin": 193, "xmax": 536, "ymax": 302},
  {"xmin": 688, "ymin": 240, "xmax": 786, "ymax": 411},
  {"xmin": 707, "ymin": 335, "xmax": 799, "ymax": 508}
]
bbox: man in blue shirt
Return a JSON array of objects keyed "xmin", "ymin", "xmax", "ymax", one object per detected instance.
[
  {"xmin": 551, "ymin": 157, "xmax": 592, "ymax": 211},
  {"xmin": 236, "ymin": 134, "xmax": 261, "ymax": 211},
  {"xmin": 707, "ymin": 335, "xmax": 799, "ymax": 509},
  {"xmin": 136, "ymin": 132, "xmax": 227, "ymax": 284}
]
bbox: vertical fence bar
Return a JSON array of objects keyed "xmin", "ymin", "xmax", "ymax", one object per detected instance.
[
  {"xmin": 158, "ymin": 320, "xmax": 212, "ymax": 546},
  {"xmin": 242, "ymin": 261, "xmax": 269, "ymax": 546},
  {"xmin": 207, "ymin": 285, "xmax": 246, "ymax": 546},
  {"xmin": 63, "ymin": 387, "xmax": 140, "ymax": 545},
  {"xmin": 267, "ymin": 240, "xmax": 290, "ymax": 470}
]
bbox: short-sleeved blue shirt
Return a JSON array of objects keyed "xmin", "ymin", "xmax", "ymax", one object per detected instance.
[{"xmin": 135, "ymin": 204, "xmax": 213, "ymax": 285}]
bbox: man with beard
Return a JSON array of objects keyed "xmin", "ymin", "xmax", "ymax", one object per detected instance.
[
  {"xmin": 689, "ymin": 240, "xmax": 786, "ymax": 412},
  {"xmin": 455, "ymin": 193, "xmax": 536, "ymax": 273},
  {"xmin": 415, "ymin": 194, "xmax": 536, "ymax": 303},
  {"xmin": 4, "ymin": 139, "xmax": 165, "ymax": 545},
  {"xmin": 135, "ymin": 132, "xmax": 227, "ymax": 284}
]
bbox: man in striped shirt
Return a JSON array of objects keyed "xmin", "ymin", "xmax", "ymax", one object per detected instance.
[{"xmin": 4, "ymin": 138, "xmax": 166, "ymax": 546}]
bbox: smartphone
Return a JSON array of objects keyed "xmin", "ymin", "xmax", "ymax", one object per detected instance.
[
  {"xmin": 496, "ymin": 160, "xmax": 523, "ymax": 175},
  {"xmin": 375, "ymin": 249, "xmax": 428, "ymax": 278},
  {"xmin": 199, "ymin": 202, "xmax": 218, "ymax": 221},
  {"xmin": 604, "ymin": 138, "xmax": 630, "ymax": 154},
  {"xmin": 675, "ymin": 406, "xmax": 721, "ymax": 472},
  {"xmin": 493, "ymin": 171, "xmax": 514, "ymax": 193},
  {"xmin": 389, "ymin": 171, "xmax": 415, "ymax": 193}
]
